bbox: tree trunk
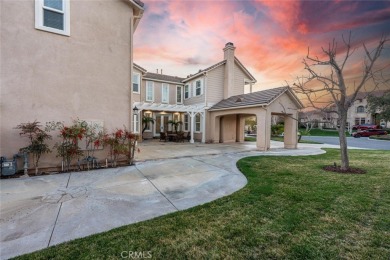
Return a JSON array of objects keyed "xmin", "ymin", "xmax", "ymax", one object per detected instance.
[{"xmin": 338, "ymin": 111, "xmax": 349, "ymax": 170}]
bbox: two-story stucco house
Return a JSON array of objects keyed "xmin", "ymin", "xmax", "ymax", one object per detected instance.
[
  {"xmin": 347, "ymin": 91, "xmax": 390, "ymax": 129},
  {"xmin": 0, "ymin": 0, "xmax": 144, "ymax": 167},
  {"xmin": 133, "ymin": 43, "xmax": 304, "ymax": 150}
]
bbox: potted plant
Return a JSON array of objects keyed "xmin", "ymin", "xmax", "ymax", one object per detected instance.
[{"xmin": 15, "ymin": 121, "xmax": 51, "ymax": 175}]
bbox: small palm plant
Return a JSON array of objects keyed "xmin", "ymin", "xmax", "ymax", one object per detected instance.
[
  {"xmin": 168, "ymin": 120, "xmax": 183, "ymax": 133},
  {"xmin": 142, "ymin": 116, "xmax": 155, "ymax": 134}
]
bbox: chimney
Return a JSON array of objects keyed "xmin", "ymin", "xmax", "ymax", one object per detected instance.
[
  {"xmin": 223, "ymin": 42, "xmax": 235, "ymax": 99},
  {"xmin": 161, "ymin": 69, "xmax": 163, "ymax": 74}
]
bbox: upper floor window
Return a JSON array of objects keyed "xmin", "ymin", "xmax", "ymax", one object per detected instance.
[
  {"xmin": 35, "ymin": 0, "xmax": 70, "ymax": 36},
  {"xmin": 146, "ymin": 81, "xmax": 154, "ymax": 102},
  {"xmin": 176, "ymin": 86, "xmax": 183, "ymax": 104},
  {"xmin": 133, "ymin": 73, "xmax": 140, "ymax": 93},
  {"xmin": 357, "ymin": 106, "xmax": 365, "ymax": 113},
  {"xmin": 162, "ymin": 84, "xmax": 169, "ymax": 103},
  {"xmin": 195, "ymin": 80, "xmax": 202, "ymax": 96},
  {"xmin": 184, "ymin": 85, "xmax": 190, "ymax": 99}
]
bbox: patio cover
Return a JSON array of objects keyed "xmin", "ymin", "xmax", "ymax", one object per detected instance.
[{"xmin": 132, "ymin": 102, "xmax": 207, "ymax": 143}]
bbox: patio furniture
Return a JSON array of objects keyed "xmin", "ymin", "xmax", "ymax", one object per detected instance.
[
  {"xmin": 160, "ymin": 132, "xmax": 168, "ymax": 142},
  {"xmin": 186, "ymin": 132, "xmax": 191, "ymax": 142},
  {"xmin": 176, "ymin": 132, "xmax": 185, "ymax": 143},
  {"xmin": 167, "ymin": 133, "xmax": 177, "ymax": 142}
]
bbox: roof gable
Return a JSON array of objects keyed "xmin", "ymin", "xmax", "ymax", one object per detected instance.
[
  {"xmin": 209, "ymin": 86, "xmax": 303, "ymax": 111},
  {"xmin": 182, "ymin": 57, "xmax": 257, "ymax": 83}
]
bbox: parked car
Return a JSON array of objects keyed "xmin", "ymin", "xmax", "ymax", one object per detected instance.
[
  {"xmin": 352, "ymin": 124, "xmax": 379, "ymax": 130},
  {"xmin": 352, "ymin": 129, "xmax": 388, "ymax": 138}
]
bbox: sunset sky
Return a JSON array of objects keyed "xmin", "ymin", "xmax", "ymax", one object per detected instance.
[{"xmin": 134, "ymin": 0, "xmax": 390, "ymax": 92}]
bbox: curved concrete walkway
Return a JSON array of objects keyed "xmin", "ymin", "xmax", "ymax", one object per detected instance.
[{"xmin": 0, "ymin": 141, "xmax": 344, "ymax": 259}]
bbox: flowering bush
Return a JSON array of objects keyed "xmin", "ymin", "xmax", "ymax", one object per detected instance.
[
  {"xmin": 15, "ymin": 121, "xmax": 51, "ymax": 175},
  {"xmin": 47, "ymin": 120, "xmax": 87, "ymax": 171},
  {"xmin": 103, "ymin": 128, "xmax": 139, "ymax": 167}
]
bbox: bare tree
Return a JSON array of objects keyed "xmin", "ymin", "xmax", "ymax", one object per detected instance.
[{"xmin": 293, "ymin": 33, "xmax": 389, "ymax": 170}]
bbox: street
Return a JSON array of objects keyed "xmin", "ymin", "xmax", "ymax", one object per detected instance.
[{"xmin": 301, "ymin": 136, "xmax": 390, "ymax": 150}]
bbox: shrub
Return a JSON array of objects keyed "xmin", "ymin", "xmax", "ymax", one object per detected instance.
[{"xmin": 15, "ymin": 121, "xmax": 51, "ymax": 175}]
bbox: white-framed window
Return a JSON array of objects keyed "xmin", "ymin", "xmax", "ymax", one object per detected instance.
[
  {"xmin": 146, "ymin": 81, "xmax": 154, "ymax": 102},
  {"xmin": 184, "ymin": 84, "xmax": 190, "ymax": 99},
  {"xmin": 35, "ymin": 0, "xmax": 70, "ymax": 36},
  {"xmin": 357, "ymin": 106, "xmax": 365, "ymax": 113},
  {"xmin": 162, "ymin": 83, "xmax": 169, "ymax": 103},
  {"xmin": 184, "ymin": 114, "xmax": 189, "ymax": 131},
  {"xmin": 195, "ymin": 114, "xmax": 201, "ymax": 132},
  {"xmin": 133, "ymin": 73, "xmax": 140, "ymax": 93},
  {"xmin": 143, "ymin": 112, "xmax": 152, "ymax": 132},
  {"xmin": 133, "ymin": 113, "xmax": 139, "ymax": 133},
  {"xmin": 195, "ymin": 80, "xmax": 202, "ymax": 96},
  {"xmin": 176, "ymin": 86, "xmax": 183, "ymax": 104}
]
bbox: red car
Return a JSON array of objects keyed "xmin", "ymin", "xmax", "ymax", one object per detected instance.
[
  {"xmin": 352, "ymin": 124, "xmax": 379, "ymax": 130},
  {"xmin": 352, "ymin": 129, "xmax": 388, "ymax": 138}
]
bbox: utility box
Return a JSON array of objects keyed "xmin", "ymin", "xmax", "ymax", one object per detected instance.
[{"xmin": 1, "ymin": 155, "xmax": 18, "ymax": 176}]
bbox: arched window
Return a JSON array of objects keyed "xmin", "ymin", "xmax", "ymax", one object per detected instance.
[{"xmin": 357, "ymin": 106, "xmax": 365, "ymax": 113}]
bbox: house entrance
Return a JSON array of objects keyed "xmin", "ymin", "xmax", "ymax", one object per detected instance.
[{"xmin": 154, "ymin": 114, "xmax": 170, "ymax": 136}]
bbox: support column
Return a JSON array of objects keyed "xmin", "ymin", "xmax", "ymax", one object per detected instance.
[
  {"xmin": 236, "ymin": 115, "xmax": 245, "ymax": 142},
  {"xmin": 266, "ymin": 111, "xmax": 272, "ymax": 149},
  {"xmin": 256, "ymin": 110, "xmax": 267, "ymax": 151},
  {"xmin": 138, "ymin": 110, "xmax": 143, "ymax": 143},
  {"xmin": 189, "ymin": 112, "xmax": 195, "ymax": 143},
  {"xmin": 284, "ymin": 112, "xmax": 298, "ymax": 149},
  {"xmin": 209, "ymin": 114, "xmax": 220, "ymax": 143},
  {"xmin": 201, "ymin": 112, "xmax": 206, "ymax": 143}
]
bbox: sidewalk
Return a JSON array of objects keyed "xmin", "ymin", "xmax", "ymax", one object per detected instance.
[{"xmin": 0, "ymin": 141, "xmax": 347, "ymax": 259}]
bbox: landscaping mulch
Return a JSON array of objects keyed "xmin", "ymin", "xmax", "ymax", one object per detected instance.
[{"xmin": 323, "ymin": 165, "xmax": 366, "ymax": 174}]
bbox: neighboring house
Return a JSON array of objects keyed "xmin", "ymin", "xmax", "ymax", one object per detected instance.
[
  {"xmin": 0, "ymin": 0, "xmax": 144, "ymax": 167},
  {"xmin": 347, "ymin": 91, "xmax": 390, "ymax": 129},
  {"xmin": 133, "ymin": 43, "xmax": 304, "ymax": 150},
  {"xmin": 299, "ymin": 110, "xmax": 338, "ymax": 129}
]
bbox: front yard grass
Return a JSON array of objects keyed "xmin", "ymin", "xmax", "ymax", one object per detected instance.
[
  {"xmin": 16, "ymin": 149, "xmax": 390, "ymax": 259},
  {"xmin": 301, "ymin": 128, "xmax": 350, "ymax": 137},
  {"xmin": 245, "ymin": 136, "xmax": 322, "ymax": 144}
]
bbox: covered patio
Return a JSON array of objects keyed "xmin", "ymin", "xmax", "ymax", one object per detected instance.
[
  {"xmin": 207, "ymin": 87, "xmax": 304, "ymax": 151},
  {"xmin": 132, "ymin": 102, "xmax": 206, "ymax": 143}
]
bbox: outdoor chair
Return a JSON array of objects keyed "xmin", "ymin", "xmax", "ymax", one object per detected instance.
[
  {"xmin": 160, "ymin": 132, "xmax": 168, "ymax": 142},
  {"xmin": 176, "ymin": 132, "xmax": 185, "ymax": 143}
]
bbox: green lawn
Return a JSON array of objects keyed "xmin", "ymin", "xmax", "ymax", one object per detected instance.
[
  {"xmin": 300, "ymin": 128, "xmax": 349, "ymax": 137},
  {"xmin": 245, "ymin": 136, "xmax": 322, "ymax": 144},
  {"xmin": 16, "ymin": 149, "xmax": 390, "ymax": 259}
]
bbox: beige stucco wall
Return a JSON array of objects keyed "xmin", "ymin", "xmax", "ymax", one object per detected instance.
[
  {"xmin": 206, "ymin": 91, "xmax": 301, "ymax": 149},
  {"xmin": 0, "ymin": 0, "xmax": 136, "ymax": 167}
]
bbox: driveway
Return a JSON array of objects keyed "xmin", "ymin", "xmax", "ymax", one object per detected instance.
[
  {"xmin": 0, "ymin": 141, "xmax": 344, "ymax": 259},
  {"xmin": 301, "ymin": 136, "xmax": 390, "ymax": 150}
]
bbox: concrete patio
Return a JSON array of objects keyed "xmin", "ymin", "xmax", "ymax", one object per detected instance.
[{"xmin": 1, "ymin": 141, "xmax": 346, "ymax": 259}]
